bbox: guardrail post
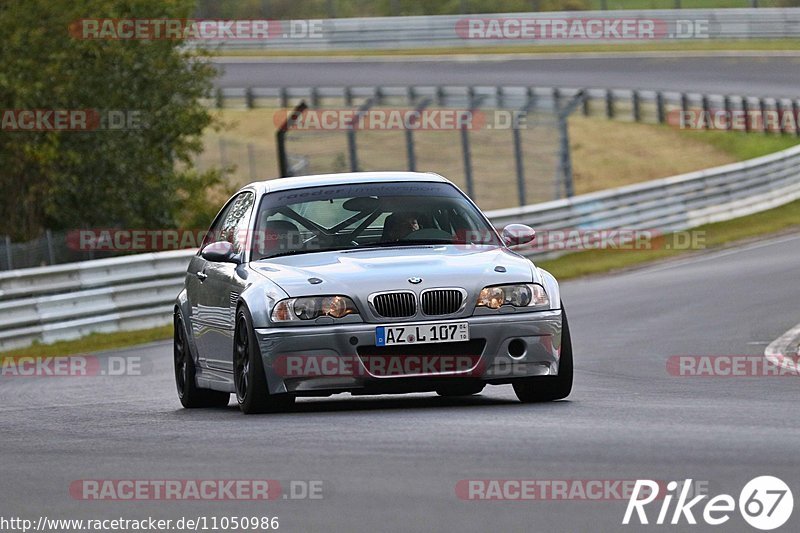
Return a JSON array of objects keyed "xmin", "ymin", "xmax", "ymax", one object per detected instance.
[
  {"xmin": 793, "ymin": 100, "xmax": 800, "ymax": 137},
  {"xmin": 742, "ymin": 97, "xmax": 751, "ymax": 133},
  {"xmin": 680, "ymin": 93, "xmax": 689, "ymax": 121},
  {"xmin": 701, "ymin": 95, "xmax": 710, "ymax": 130},
  {"xmin": 279, "ymin": 87, "xmax": 288, "ymax": 109},
  {"xmin": 526, "ymin": 87, "xmax": 537, "ymax": 111},
  {"xmin": 310, "ymin": 87, "xmax": 320, "ymax": 108},
  {"xmin": 656, "ymin": 92, "xmax": 665, "ymax": 124},
  {"xmin": 582, "ymin": 91, "xmax": 590, "ymax": 116},
  {"xmin": 496, "ymin": 86, "xmax": 504, "ymax": 109},
  {"xmin": 724, "ymin": 95, "xmax": 733, "ymax": 131},
  {"xmin": 605, "ymin": 89, "xmax": 614, "ymax": 119},
  {"xmin": 552, "ymin": 87, "xmax": 561, "ymax": 112},
  {"xmin": 436, "ymin": 86, "xmax": 445, "ymax": 107},
  {"xmin": 632, "ymin": 90, "xmax": 641, "ymax": 122},
  {"xmin": 245, "ymin": 87, "xmax": 254, "ymax": 109},
  {"xmin": 215, "ymin": 88, "xmax": 224, "ymax": 109},
  {"xmin": 759, "ymin": 98, "xmax": 769, "ymax": 133}
]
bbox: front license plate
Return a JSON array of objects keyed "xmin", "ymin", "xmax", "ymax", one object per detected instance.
[{"xmin": 375, "ymin": 321, "xmax": 469, "ymax": 347}]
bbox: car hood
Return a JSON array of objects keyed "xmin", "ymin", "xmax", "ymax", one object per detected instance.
[{"xmin": 249, "ymin": 245, "xmax": 539, "ymax": 299}]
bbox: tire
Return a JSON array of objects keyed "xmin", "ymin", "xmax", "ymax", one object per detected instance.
[
  {"xmin": 233, "ymin": 307, "xmax": 295, "ymax": 415},
  {"xmin": 174, "ymin": 313, "xmax": 230, "ymax": 408},
  {"xmin": 512, "ymin": 305, "xmax": 573, "ymax": 403},
  {"xmin": 436, "ymin": 382, "xmax": 485, "ymax": 397}
]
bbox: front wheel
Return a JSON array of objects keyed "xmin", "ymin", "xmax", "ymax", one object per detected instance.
[
  {"xmin": 512, "ymin": 306, "xmax": 573, "ymax": 403},
  {"xmin": 174, "ymin": 313, "xmax": 230, "ymax": 408},
  {"xmin": 233, "ymin": 308, "xmax": 295, "ymax": 414}
]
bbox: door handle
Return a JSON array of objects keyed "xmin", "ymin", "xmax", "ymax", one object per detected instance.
[{"xmin": 195, "ymin": 271, "xmax": 208, "ymax": 281}]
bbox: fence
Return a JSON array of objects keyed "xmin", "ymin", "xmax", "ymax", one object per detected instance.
[
  {"xmin": 7, "ymin": 83, "xmax": 800, "ymax": 272},
  {"xmin": 195, "ymin": 1, "xmax": 781, "ymax": 21},
  {"xmin": 2, "ymin": 142, "xmax": 799, "ymax": 350},
  {"xmin": 189, "ymin": 8, "xmax": 800, "ymax": 51}
]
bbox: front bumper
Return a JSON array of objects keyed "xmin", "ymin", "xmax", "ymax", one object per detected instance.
[{"xmin": 255, "ymin": 309, "xmax": 563, "ymax": 395}]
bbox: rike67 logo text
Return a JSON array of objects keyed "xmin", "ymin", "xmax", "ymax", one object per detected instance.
[{"xmin": 623, "ymin": 476, "xmax": 793, "ymax": 530}]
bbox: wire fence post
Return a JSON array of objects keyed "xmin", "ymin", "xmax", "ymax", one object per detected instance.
[
  {"xmin": 656, "ymin": 92, "xmax": 665, "ymax": 124},
  {"xmin": 556, "ymin": 91, "xmax": 584, "ymax": 199},
  {"xmin": 45, "ymin": 229, "xmax": 55, "ymax": 265},
  {"xmin": 4, "ymin": 235, "xmax": 12, "ymax": 270},
  {"xmin": 276, "ymin": 101, "xmax": 308, "ymax": 177},
  {"xmin": 513, "ymin": 91, "xmax": 537, "ymax": 207},
  {"xmin": 247, "ymin": 143, "xmax": 257, "ymax": 181},
  {"xmin": 406, "ymin": 95, "xmax": 431, "ymax": 172},
  {"xmin": 346, "ymin": 97, "xmax": 376, "ymax": 173},
  {"xmin": 461, "ymin": 87, "xmax": 477, "ymax": 200},
  {"xmin": 632, "ymin": 90, "xmax": 641, "ymax": 122}
]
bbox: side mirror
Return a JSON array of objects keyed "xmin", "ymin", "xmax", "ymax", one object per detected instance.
[
  {"xmin": 501, "ymin": 224, "xmax": 536, "ymax": 246},
  {"xmin": 201, "ymin": 241, "xmax": 240, "ymax": 263}
]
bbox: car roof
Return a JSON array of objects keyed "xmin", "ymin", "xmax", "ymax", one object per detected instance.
[{"xmin": 243, "ymin": 171, "xmax": 450, "ymax": 194}]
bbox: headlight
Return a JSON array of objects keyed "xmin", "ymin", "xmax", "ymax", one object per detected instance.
[
  {"xmin": 271, "ymin": 295, "xmax": 359, "ymax": 322},
  {"xmin": 476, "ymin": 284, "xmax": 549, "ymax": 309}
]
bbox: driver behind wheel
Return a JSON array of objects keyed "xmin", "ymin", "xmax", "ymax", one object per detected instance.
[{"xmin": 382, "ymin": 212, "xmax": 420, "ymax": 241}]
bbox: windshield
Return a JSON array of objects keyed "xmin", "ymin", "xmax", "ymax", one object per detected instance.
[{"xmin": 251, "ymin": 181, "xmax": 501, "ymax": 260}]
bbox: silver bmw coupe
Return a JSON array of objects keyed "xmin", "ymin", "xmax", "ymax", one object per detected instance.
[{"xmin": 174, "ymin": 172, "xmax": 572, "ymax": 414}]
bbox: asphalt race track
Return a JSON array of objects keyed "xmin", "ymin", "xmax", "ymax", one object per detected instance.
[
  {"xmin": 3, "ymin": 233, "xmax": 799, "ymax": 532},
  {"xmin": 213, "ymin": 53, "xmax": 800, "ymax": 98}
]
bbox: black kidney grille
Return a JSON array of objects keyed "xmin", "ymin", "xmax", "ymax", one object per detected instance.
[
  {"xmin": 372, "ymin": 292, "xmax": 416, "ymax": 318},
  {"xmin": 422, "ymin": 289, "xmax": 463, "ymax": 316}
]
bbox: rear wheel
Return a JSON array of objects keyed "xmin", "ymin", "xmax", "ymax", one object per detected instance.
[
  {"xmin": 233, "ymin": 308, "xmax": 295, "ymax": 414},
  {"xmin": 512, "ymin": 306, "xmax": 573, "ymax": 403},
  {"xmin": 174, "ymin": 313, "xmax": 230, "ymax": 408}
]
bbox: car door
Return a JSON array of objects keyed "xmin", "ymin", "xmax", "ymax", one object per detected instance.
[{"xmin": 192, "ymin": 191, "xmax": 255, "ymax": 371}]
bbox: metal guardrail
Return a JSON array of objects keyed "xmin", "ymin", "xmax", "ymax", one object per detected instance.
[
  {"xmin": 192, "ymin": 8, "xmax": 800, "ymax": 51},
  {"xmin": 1, "ymin": 142, "xmax": 799, "ymax": 351}
]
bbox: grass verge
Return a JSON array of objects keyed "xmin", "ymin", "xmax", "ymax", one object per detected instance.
[
  {"xmin": 537, "ymin": 198, "xmax": 800, "ymax": 280},
  {"xmin": 3, "ymin": 199, "xmax": 798, "ymax": 358},
  {"xmin": 1, "ymin": 325, "xmax": 173, "ymax": 359}
]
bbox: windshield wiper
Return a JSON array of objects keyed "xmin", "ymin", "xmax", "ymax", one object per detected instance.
[
  {"xmin": 257, "ymin": 246, "xmax": 353, "ymax": 260},
  {"xmin": 257, "ymin": 240, "xmax": 454, "ymax": 260},
  {"xmin": 352, "ymin": 239, "xmax": 453, "ymax": 249}
]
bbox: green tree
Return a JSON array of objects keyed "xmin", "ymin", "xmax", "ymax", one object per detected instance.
[{"xmin": 0, "ymin": 0, "xmax": 222, "ymax": 240}]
